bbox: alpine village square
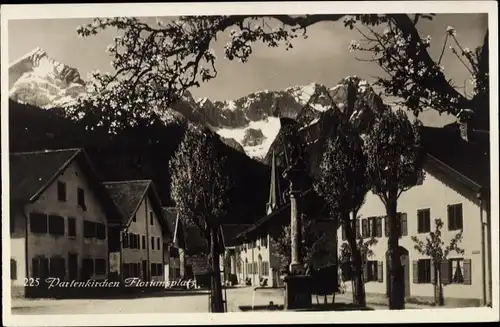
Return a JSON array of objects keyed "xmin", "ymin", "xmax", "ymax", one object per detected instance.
[{"xmin": 6, "ymin": 12, "xmax": 493, "ymax": 314}]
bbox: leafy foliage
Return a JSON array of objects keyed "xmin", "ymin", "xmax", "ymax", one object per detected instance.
[
  {"xmin": 272, "ymin": 216, "xmax": 334, "ymax": 273},
  {"xmin": 363, "ymin": 109, "xmax": 425, "ymax": 203},
  {"xmin": 69, "ymin": 14, "xmax": 488, "ymax": 135},
  {"xmin": 314, "ymin": 114, "xmax": 369, "ymax": 216},
  {"xmin": 339, "ymin": 234, "xmax": 378, "ymax": 269},
  {"xmin": 411, "ymin": 218, "xmax": 465, "ymax": 264},
  {"xmin": 169, "ymin": 126, "xmax": 232, "ymax": 233},
  {"xmin": 345, "ymin": 14, "xmax": 489, "ymax": 118}
]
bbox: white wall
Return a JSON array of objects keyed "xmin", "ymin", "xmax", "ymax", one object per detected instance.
[{"xmin": 337, "ymin": 170, "xmax": 487, "ymax": 302}]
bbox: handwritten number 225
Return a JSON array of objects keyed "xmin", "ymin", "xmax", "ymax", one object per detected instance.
[{"xmin": 24, "ymin": 278, "xmax": 40, "ymax": 287}]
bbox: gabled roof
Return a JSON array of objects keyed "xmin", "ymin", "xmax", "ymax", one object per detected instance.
[
  {"xmin": 10, "ymin": 148, "xmax": 80, "ymax": 203},
  {"xmin": 235, "ymin": 188, "xmax": 329, "ymax": 242},
  {"xmin": 103, "ymin": 180, "xmax": 172, "ymax": 239},
  {"xmin": 9, "ymin": 148, "xmax": 122, "ymax": 224},
  {"xmin": 422, "ymin": 125, "xmax": 490, "ymax": 191},
  {"xmin": 221, "ymin": 224, "xmax": 252, "ymax": 247},
  {"xmin": 162, "ymin": 207, "xmax": 186, "ymax": 249}
]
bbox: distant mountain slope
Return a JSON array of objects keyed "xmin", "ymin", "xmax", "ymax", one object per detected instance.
[
  {"xmin": 8, "ymin": 48, "xmax": 388, "ymax": 160},
  {"xmin": 8, "ymin": 100, "xmax": 271, "ymax": 225}
]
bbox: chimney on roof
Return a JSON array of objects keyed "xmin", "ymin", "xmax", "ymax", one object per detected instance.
[{"xmin": 456, "ymin": 109, "xmax": 476, "ymax": 143}]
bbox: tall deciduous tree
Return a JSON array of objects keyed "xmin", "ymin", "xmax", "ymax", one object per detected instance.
[
  {"xmin": 411, "ymin": 218, "xmax": 464, "ymax": 306},
  {"xmin": 363, "ymin": 109, "xmax": 425, "ymax": 309},
  {"xmin": 314, "ymin": 115, "xmax": 370, "ymax": 306},
  {"xmin": 169, "ymin": 126, "xmax": 231, "ymax": 312},
  {"xmin": 69, "ymin": 14, "xmax": 488, "ymax": 134},
  {"xmin": 339, "ymin": 230, "xmax": 378, "ymax": 295}
]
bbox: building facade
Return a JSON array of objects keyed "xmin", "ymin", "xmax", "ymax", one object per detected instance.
[
  {"xmin": 337, "ymin": 155, "xmax": 492, "ymax": 306},
  {"xmin": 104, "ymin": 180, "xmax": 172, "ymax": 285},
  {"xmin": 9, "ymin": 149, "xmax": 122, "ymax": 297}
]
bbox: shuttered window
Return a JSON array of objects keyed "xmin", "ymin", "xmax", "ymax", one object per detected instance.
[
  {"xmin": 384, "ymin": 217, "xmax": 389, "ymax": 237},
  {"xmin": 11, "ymin": 259, "xmax": 17, "ymax": 280},
  {"xmin": 341, "ymin": 224, "xmax": 346, "ymax": 241},
  {"xmin": 30, "ymin": 213, "xmax": 48, "ymax": 234},
  {"xmin": 361, "ymin": 219, "xmax": 368, "ymax": 238},
  {"xmin": 417, "ymin": 209, "xmax": 431, "ymax": 233},
  {"xmin": 57, "ymin": 181, "xmax": 67, "ymax": 202},
  {"xmin": 375, "ymin": 217, "xmax": 383, "ymax": 237},
  {"xmin": 364, "ymin": 261, "xmax": 378, "ymax": 282},
  {"xmin": 123, "ymin": 232, "xmax": 129, "ymax": 248},
  {"xmin": 413, "ymin": 259, "xmax": 432, "ymax": 284},
  {"xmin": 447, "ymin": 258, "xmax": 471, "ymax": 284},
  {"xmin": 448, "ymin": 204, "xmax": 463, "ymax": 231},
  {"xmin": 96, "ymin": 223, "xmax": 106, "ymax": 240},
  {"xmin": 355, "ymin": 219, "xmax": 361, "ymax": 239},
  {"xmin": 68, "ymin": 217, "xmax": 77, "ymax": 237},
  {"xmin": 95, "ymin": 259, "xmax": 106, "ymax": 275},
  {"xmin": 398, "ymin": 213, "xmax": 408, "ymax": 237},
  {"xmin": 377, "ymin": 261, "xmax": 383, "ymax": 283},
  {"xmin": 48, "ymin": 215, "xmax": 65, "ymax": 236}
]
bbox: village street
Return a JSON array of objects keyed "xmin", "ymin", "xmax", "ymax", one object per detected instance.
[{"xmin": 11, "ymin": 287, "xmax": 433, "ymax": 315}]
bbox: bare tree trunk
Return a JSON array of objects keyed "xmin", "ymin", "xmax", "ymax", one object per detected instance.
[
  {"xmin": 210, "ymin": 227, "xmax": 224, "ymax": 313},
  {"xmin": 437, "ymin": 267, "xmax": 444, "ymax": 306},
  {"xmin": 386, "ymin": 196, "xmax": 405, "ymax": 310}
]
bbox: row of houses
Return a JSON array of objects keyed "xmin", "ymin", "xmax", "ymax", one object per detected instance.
[
  {"xmin": 9, "ymin": 148, "xmax": 189, "ymax": 298},
  {"xmin": 222, "ymin": 122, "xmax": 492, "ymax": 307}
]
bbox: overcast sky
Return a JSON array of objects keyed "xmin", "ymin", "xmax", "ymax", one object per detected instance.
[{"xmin": 8, "ymin": 13, "xmax": 488, "ymax": 126}]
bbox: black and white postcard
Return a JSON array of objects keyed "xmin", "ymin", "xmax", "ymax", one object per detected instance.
[{"xmin": 1, "ymin": 1, "xmax": 498, "ymax": 326}]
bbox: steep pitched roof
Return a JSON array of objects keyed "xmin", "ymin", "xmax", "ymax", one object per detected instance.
[
  {"xmin": 9, "ymin": 148, "xmax": 122, "ymax": 224},
  {"xmin": 103, "ymin": 180, "xmax": 151, "ymax": 224},
  {"xmin": 235, "ymin": 188, "xmax": 329, "ymax": 242},
  {"xmin": 103, "ymin": 180, "xmax": 172, "ymax": 239},
  {"xmin": 10, "ymin": 148, "xmax": 80, "ymax": 203},
  {"xmin": 221, "ymin": 224, "xmax": 252, "ymax": 247},
  {"xmin": 162, "ymin": 207, "xmax": 186, "ymax": 249},
  {"xmin": 422, "ymin": 125, "xmax": 490, "ymax": 192}
]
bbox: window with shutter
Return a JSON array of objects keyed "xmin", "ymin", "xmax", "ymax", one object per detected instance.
[
  {"xmin": 341, "ymin": 224, "xmax": 346, "ymax": 241},
  {"xmin": 376, "ymin": 217, "xmax": 383, "ymax": 237},
  {"xmin": 361, "ymin": 219, "xmax": 368, "ymax": 238},
  {"xmin": 417, "ymin": 209, "xmax": 431, "ymax": 233},
  {"xmin": 463, "ymin": 259, "xmax": 471, "ymax": 285},
  {"xmin": 440, "ymin": 259, "xmax": 450, "ymax": 285},
  {"xmin": 48, "ymin": 215, "xmax": 65, "ymax": 236},
  {"xmin": 363, "ymin": 264, "xmax": 369, "ymax": 282},
  {"xmin": 449, "ymin": 258, "xmax": 465, "ymax": 284},
  {"xmin": 30, "ymin": 213, "xmax": 48, "ymax": 234},
  {"xmin": 412, "ymin": 260, "xmax": 419, "ymax": 284},
  {"xmin": 416, "ymin": 259, "xmax": 431, "ymax": 283},
  {"xmin": 356, "ymin": 219, "xmax": 361, "ymax": 239},
  {"xmin": 95, "ymin": 259, "xmax": 106, "ymax": 275},
  {"xmin": 151, "ymin": 263, "xmax": 157, "ymax": 276},
  {"xmin": 448, "ymin": 204, "xmax": 463, "ymax": 231},
  {"xmin": 384, "ymin": 217, "xmax": 389, "ymax": 237},
  {"xmin": 151, "ymin": 236, "xmax": 155, "ymax": 250},
  {"xmin": 377, "ymin": 261, "xmax": 383, "ymax": 283},
  {"xmin": 400, "ymin": 213, "xmax": 408, "ymax": 236},
  {"xmin": 57, "ymin": 181, "xmax": 66, "ymax": 202},
  {"xmin": 77, "ymin": 187, "xmax": 86, "ymax": 209},
  {"xmin": 11, "ymin": 259, "xmax": 17, "ymax": 280},
  {"xmin": 68, "ymin": 217, "xmax": 76, "ymax": 237},
  {"xmin": 123, "ymin": 232, "xmax": 129, "ymax": 248},
  {"xmin": 430, "ymin": 261, "xmax": 435, "ymax": 284}
]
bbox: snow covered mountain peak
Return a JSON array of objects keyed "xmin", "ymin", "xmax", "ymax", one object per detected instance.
[{"xmin": 9, "ymin": 48, "xmax": 86, "ymax": 109}]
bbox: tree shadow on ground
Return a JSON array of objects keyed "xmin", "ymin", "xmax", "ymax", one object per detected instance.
[{"xmin": 239, "ymin": 302, "xmax": 375, "ymax": 312}]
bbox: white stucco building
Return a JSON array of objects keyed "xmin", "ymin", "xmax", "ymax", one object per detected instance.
[{"xmin": 9, "ymin": 148, "xmax": 122, "ymax": 298}]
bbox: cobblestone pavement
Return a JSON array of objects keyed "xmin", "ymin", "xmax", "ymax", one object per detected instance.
[{"xmin": 11, "ymin": 287, "xmax": 431, "ymax": 315}]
